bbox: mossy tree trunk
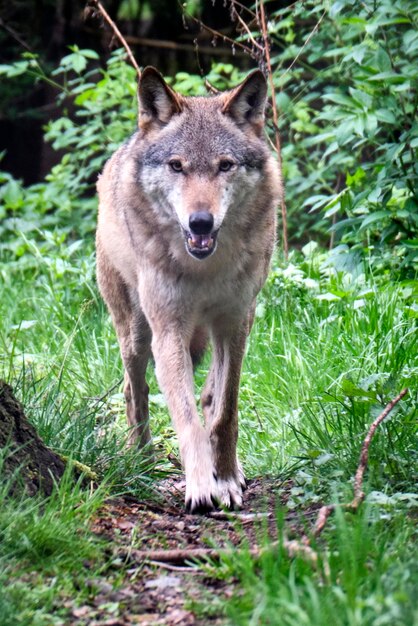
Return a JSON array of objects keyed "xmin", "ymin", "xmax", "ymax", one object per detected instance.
[{"xmin": 0, "ymin": 381, "xmax": 66, "ymax": 496}]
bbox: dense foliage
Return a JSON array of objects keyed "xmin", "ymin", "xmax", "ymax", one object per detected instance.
[{"xmin": 270, "ymin": 0, "xmax": 418, "ymax": 275}]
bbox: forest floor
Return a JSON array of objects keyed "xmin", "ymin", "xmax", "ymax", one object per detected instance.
[{"xmin": 69, "ymin": 477, "xmax": 306, "ymax": 625}]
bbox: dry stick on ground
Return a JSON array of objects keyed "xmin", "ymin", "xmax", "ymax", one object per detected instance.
[
  {"xmin": 312, "ymin": 388, "xmax": 409, "ymax": 538},
  {"xmin": 352, "ymin": 388, "xmax": 409, "ymax": 508},
  {"xmin": 133, "ymin": 389, "xmax": 408, "ymax": 568},
  {"xmin": 127, "ymin": 540, "xmax": 318, "ymax": 568},
  {"xmin": 86, "ymin": 0, "xmax": 141, "ymax": 77}
]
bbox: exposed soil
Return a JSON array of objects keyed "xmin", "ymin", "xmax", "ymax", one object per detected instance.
[
  {"xmin": 0, "ymin": 381, "xmax": 66, "ymax": 496},
  {"xmin": 69, "ymin": 476, "xmax": 320, "ymax": 626}
]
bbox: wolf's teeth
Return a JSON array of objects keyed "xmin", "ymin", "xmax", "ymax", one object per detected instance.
[{"xmin": 187, "ymin": 235, "xmax": 214, "ymax": 250}]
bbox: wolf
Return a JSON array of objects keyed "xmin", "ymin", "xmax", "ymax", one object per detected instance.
[{"xmin": 96, "ymin": 67, "xmax": 281, "ymax": 513}]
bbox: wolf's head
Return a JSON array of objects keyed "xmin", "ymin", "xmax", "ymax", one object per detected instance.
[{"xmin": 136, "ymin": 67, "xmax": 271, "ymax": 261}]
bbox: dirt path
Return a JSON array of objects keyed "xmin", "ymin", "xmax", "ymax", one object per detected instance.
[{"xmin": 70, "ymin": 477, "xmax": 315, "ymax": 626}]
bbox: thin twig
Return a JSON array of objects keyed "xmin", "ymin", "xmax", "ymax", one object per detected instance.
[
  {"xmin": 278, "ymin": 11, "xmax": 326, "ymax": 79},
  {"xmin": 87, "ymin": 0, "xmax": 141, "ymax": 77},
  {"xmin": 313, "ymin": 388, "xmax": 409, "ymax": 538},
  {"xmin": 207, "ymin": 511, "xmax": 272, "ymax": 521},
  {"xmin": 230, "ymin": 4, "xmax": 263, "ymax": 52},
  {"xmin": 122, "ymin": 33, "xmax": 247, "ymax": 57},
  {"xmin": 351, "ymin": 388, "xmax": 408, "ymax": 509},
  {"xmin": 148, "ymin": 560, "xmax": 201, "ymax": 573},
  {"xmin": 230, "ymin": 0, "xmax": 257, "ymax": 20},
  {"xmin": 183, "ymin": 10, "xmax": 254, "ymax": 56},
  {"xmin": 90, "ymin": 376, "xmax": 123, "ymax": 408},
  {"xmin": 0, "ymin": 17, "xmax": 32, "ymax": 51},
  {"xmin": 258, "ymin": 0, "xmax": 288, "ymax": 259},
  {"xmin": 204, "ymin": 79, "xmax": 220, "ymax": 94}
]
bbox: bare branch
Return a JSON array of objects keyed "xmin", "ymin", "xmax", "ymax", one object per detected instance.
[
  {"xmin": 230, "ymin": 0, "xmax": 257, "ymax": 20},
  {"xmin": 182, "ymin": 9, "xmax": 254, "ymax": 57},
  {"xmin": 87, "ymin": 0, "xmax": 141, "ymax": 77},
  {"xmin": 230, "ymin": 3, "xmax": 264, "ymax": 52},
  {"xmin": 313, "ymin": 504, "xmax": 335, "ymax": 538},
  {"xmin": 0, "ymin": 17, "xmax": 32, "ymax": 51}
]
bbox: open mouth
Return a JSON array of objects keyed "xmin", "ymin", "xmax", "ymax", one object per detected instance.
[{"xmin": 184, "ymin": 230, "xmax": 218, "ymax": 260}]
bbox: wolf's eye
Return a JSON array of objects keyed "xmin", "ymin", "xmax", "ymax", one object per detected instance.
[
  {"xmin": 219, "ymin": 160, "xmax": 234, "ymax": 172},
  {"xmin": 169, "ymin": 160, "xmax": 183, "ymax": 173}
]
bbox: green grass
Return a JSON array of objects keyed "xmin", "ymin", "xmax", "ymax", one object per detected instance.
[
  {"xmin": 211, "ymin": 506, "xmax": 418, "ymax": 626},
  {"xmin": 0, "ymin": 240, "xmax": 417, "ymax": 624}
]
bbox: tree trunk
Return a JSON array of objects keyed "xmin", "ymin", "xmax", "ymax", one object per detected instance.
[{"xmin": 0, "ymin": 381, "xmax": 66, "ymax": 496}]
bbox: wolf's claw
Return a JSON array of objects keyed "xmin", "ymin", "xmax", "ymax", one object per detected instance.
[
  {"xmin": 217, "ymin": 476, "xmax": 244, "ymax": 510},
  {"xmin": 185, "ymin": 495, "xmax": 217, "ymax": 514}
]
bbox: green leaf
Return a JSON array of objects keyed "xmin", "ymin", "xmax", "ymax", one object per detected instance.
[
  {"xmin": 375, "ymin": 109, "xmax": 397, "ymax": 124},
  {"xmin": 79, "ymin": 49, "xmax": 100, "ymax": 59},
  {"xmin": 2, "ymin": 180, "xmax": 23, "ymax": 208},
  {"xmin": 341, "ymin": 379, "xmax": 377, "ymax": 399},
  {"xmin": 346, "ymin": 168, "xmax": 366, "ymax": 187},
  {"xmin": 349, "ymin": 88, "xmax": 373, "ymax": 109},
  {"xmin": 360, "ymin": 211, "xmax": 392, "ymax": 229},
  {"xmin": 367, "ymin": 72, "xmax": 407, "ymax": 84},
  {"xmin": 315, "ymin": 293, "xmax": 341, "ymax": 302},
  {"xmin": 352, "ymin": 45, "xmax": 367, "ymax": 65},
  {"xmin": 376, "ymin": 47, "xmax": 392, "ymax": 72},
  {"xmin": 367, "ymin": 187, "xmax": 382, "ymax": 203}
]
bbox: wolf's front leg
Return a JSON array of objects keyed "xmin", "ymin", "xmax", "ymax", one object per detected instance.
[
  {"xmin": 203, "ymin": 319, "xmax": 248, "ymax": 509},
  {"xmin": 151, "ymin": 329, "xmax": 218, "ymax": 513}
]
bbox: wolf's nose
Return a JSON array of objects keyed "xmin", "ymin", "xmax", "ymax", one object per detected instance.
[{"xmin": 189, "ymin": 211, "xmax": 214, "ymax": 235}]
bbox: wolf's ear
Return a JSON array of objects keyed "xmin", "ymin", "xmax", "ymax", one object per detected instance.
[
  {"xmin": 138, "ymin": 67, "xmax": 182, "ymax": 127},
  {"xmin": 222, "ymin": 70, "xmax": 267, "ymax": 132}
]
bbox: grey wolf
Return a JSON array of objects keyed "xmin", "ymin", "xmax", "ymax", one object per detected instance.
[{"xmin": 96, "ymin": 67, "xmax": 280, "ymax": 513}]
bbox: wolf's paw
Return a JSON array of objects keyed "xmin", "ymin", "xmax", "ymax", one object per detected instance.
[
  {"xmin": 185, "ymin": 469, "xmax": 218, "ymax": 514},
  {"xmin": 216, "ymin": 474, "xmax": 244, "ymax": 510},
  {"xmin": 184, "ymin": 437, "xmax": 219, "ymax": 514}
]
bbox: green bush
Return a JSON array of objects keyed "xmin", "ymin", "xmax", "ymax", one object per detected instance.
[{"xmin": 268, "ymin": 0, "xmax": 418, "ymax": 274}]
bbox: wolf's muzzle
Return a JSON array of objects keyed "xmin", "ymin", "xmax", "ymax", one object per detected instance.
[{"xmin": 185, "ymin": 211, "xmax": 217, "ymax": 259}]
